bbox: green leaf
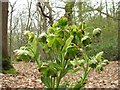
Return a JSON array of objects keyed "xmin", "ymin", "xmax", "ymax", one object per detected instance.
[
  {"xmin": 103, "ymin": 59, "xmax": 109, "ymax": 64},
  {"xmin": 55, "ymin": 29, "xmax": 64, "ymax": 38},
  {"xmin": 81, "ymin": 36, "xmax": 91, "ymax": 46},
  {"xmin": 38, "ymin": 32, "xmax": 47, "ymax": 43},
  {"xmin": 62, "ymin": 35, "xmax": 74, "ymax": 52},
  {"xmin": 79, "ymin": 21, "xmax": 87, "ymax": 29},
  {"xmin": 72, "ymin": 67, "xmax": 81, "ymax": 74},
  {"xmin": 39, "ymin": 66, "xmax": 48, "ymax": 75},
  {"xmin": 58, "ymin": 17, "xmax": 68, "ymax": 27},
  {"xmin": 61, "ymin": 64, "xmax": 73, "ymax": 78},
  {"xmin": 93, "ymin": 28, "xmax": 101, "ymax": 37},
  {"xmin": 49, "ymin": 63, "xmax": 63, "ymax": 71},
  {"xmin": 65, "ymin": 45, "xmax": 79, "ymax": 59},
  {"xmin": 48, "ymin": 27, "xmax": 55, "ymax": 34},
  {"xmin": 89, "ymin": 59, "xmax": 98, "ymax": 68},
  {"xmin": 48, "ymin": 66, "xmax": 58, "ymax": 77},
  {"xmin": 52, "ymin": 22, "xmax": 59, "ymax": 28},
  {"xmin": 41, "ymin": 76, "xmax": 51, "ymax": 88},
  {"xmin": 95, "ymin": 51, "xmax": 103, "ymax": 60},
  {"xmin": 78, "ymin": 59, "xmax": 85, "ymax": 66},
  {"xmin": 96, "ymin": 64, "xmax": 103, "ymax": 71},
  {"xmin": 70, "ymin": 60, "xmax": 76, "ymax": 66},
  {"xmin": 24, "ymin": 31, "xmax": 35, "ymax": 42},
  {"xmin": 30, "ymin": 37, "xmax": 38, "ymax": 55},
  {"xmin": 14, "ymin": 49, "xmax": 30, "ymax": 56},
  {"xmin": 47, "ymin": 34, "xmax": 56, "ymax": 47}
]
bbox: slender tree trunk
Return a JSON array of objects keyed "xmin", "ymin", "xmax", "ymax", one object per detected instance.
[
  {"xmin": 0, "ymin": 1, "xmax": 14, "ymax": 72},
  {"xmin": 9, "ymin": 6, "xmax": 13, "ymax": 58},
  {"xmin": 2, "ymin": 2, "xmax": 8, "ymax": 57},
  {"xmin": 118, "ymin": 1, "xmax": 120, "ymax": 59},
  {"xmin": 0, "ymin": 0, "xmax": 2, "ymax": 71}
]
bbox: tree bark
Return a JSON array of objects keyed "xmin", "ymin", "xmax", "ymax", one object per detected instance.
[
  {"xmin": 0, "ymin": 1, "xmax": 14, "ymax": 72},
  {"xmin": 2, "ymin": 1, "xmax": 8, "ymax": 57}
]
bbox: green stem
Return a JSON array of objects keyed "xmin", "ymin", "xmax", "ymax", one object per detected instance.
[
  {"xmin": 56, "ymin": 54, "xmax": 67, "ymax": 88},
  {"xmin": 80, "ymin": 49, "xmax": 90, "ymax": 88},
  {"xmin": 56, "ymin": 71, "xmax": 62, "ymax": 88}
]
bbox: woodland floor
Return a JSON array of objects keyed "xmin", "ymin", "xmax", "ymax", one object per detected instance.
[{"xmin": 0, "ymin": 61, "xmax": 119, "ymax": 89}]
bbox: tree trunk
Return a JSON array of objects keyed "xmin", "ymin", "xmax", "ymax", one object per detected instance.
[
  {"xmin": 0, "ymin": 0, "xmax": 2, "ymax": 72},
  {"xmin": 0, "ymin": 1, "xmax": 15, "ymax": 73},
  {"xmin": 64, "ymin": 1, "xmax": 75, "ymax": 25}
]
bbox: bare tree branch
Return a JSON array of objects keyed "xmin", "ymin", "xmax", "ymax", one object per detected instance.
[
  {"xmin": 85, "ymin": 3, "xmax": 120, "ymax": 21},
  {"xmin": 37, "ymin": 2, "xmax": 53, "ymax": 26}
]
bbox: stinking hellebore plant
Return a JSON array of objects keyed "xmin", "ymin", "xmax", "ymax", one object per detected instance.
[{"xmin": 14, "ymin": 17, "xmax": 109, "ymax": 89}]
